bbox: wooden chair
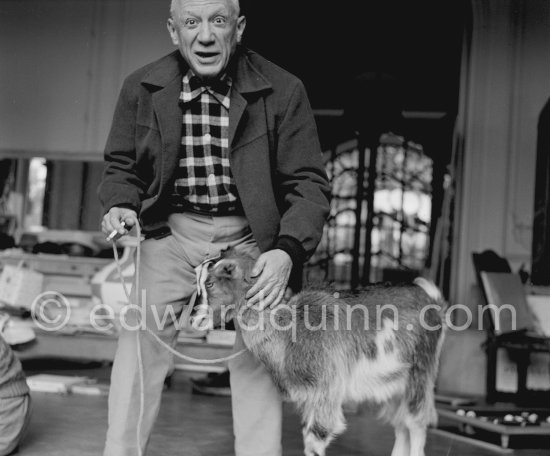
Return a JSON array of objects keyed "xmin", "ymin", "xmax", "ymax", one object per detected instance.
[{"xmin": 472, "ymin": 250, "xmax": 550, "ymax": 405}]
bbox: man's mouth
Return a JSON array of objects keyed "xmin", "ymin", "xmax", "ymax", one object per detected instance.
[{"xmin": 195, "ymin": 51, "xmax": 219, "ymax": 61}]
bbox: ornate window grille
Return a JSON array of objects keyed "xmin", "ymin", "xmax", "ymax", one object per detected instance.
[{"xmin": 305, "ymin": 133, "xmax": 433, "ymax": 289}]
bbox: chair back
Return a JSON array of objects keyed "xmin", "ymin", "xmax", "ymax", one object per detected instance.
[{"xmin": 472, "ymin": 250, "xmax": 532, "ymax": 335}]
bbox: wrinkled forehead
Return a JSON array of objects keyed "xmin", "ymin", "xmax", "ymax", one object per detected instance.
[{"xmin": 172, "ymin": 0, "xmax": 239, "ymax": 17}]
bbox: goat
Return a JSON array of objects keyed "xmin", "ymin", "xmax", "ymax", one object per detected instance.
[{"xmin": 198, "ymin": 248, "xmax": 446, "ymax": 456}]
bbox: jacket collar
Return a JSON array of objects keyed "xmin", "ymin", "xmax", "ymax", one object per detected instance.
[
  {"xmin": 231, "ymin": 46, "xmax": 272, "ymax": 94},
  {"xmin": 140, "ymin": 46, "xmax": 272, "ymax": 95}
]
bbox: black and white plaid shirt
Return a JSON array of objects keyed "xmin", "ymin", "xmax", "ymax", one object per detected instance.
[{"xmin": 171, "ymin": 70, "xmax": 240, "ymax": 214}]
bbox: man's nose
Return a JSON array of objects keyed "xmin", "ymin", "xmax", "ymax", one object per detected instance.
[{"xmin": 198, "ymin": 22, "xmax": 215, "ymax": 44}]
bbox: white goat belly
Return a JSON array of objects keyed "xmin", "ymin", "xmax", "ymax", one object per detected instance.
[
  {"xmin": 345, "ymin": 320, "xmax": 407, "ymax": 403},
  {"xmin": 345, "ymin": 353, "xmax": 407, "ymax": 403}
]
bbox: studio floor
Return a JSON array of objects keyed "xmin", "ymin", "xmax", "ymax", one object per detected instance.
[{"xmin": 16, "ymin": 361, "xmax": 549, "ymax": 456}]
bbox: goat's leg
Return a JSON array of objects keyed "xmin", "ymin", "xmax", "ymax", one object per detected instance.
[
  {"xmin": 390, "ymin": 425, "xmax": 410, "ymax": 456},
  {"xmin": 301, "ymin": 401, "xmax": 346, "ymax": 456},
  {"xmin": 408, "ymin": 424, "xmax": 427, "ymax": 456},
  {"xmin": 407, "ymin": 379, "xmax": 436, "ymax": 456}
]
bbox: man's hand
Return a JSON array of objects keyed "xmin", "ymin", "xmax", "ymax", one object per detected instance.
[
  {"xmin": 101, "ymin": 207, "xmax": 138, "ymax": 238},
  {"xmin": 246, "ymin": 250, "xmax": 293, "ymax": 310}
]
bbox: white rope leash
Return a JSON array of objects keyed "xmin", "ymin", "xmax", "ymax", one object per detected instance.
[
  {"xmin": 110, "ymin": 218, "xmax": 245, "ymax": 456},
  {"xmin": 111, "ymin": 238, "xmax": 245, "ymax": 365}
]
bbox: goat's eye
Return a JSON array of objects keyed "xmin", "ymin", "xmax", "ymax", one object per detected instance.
[{"xmin": 205, "ymin": 282, "xmax": 214, "ymax": 289}]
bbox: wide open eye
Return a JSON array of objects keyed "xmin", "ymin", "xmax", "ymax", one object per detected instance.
[{"xmin": 213, "ymin": 16, "xmax": 227, "ymax": 26}]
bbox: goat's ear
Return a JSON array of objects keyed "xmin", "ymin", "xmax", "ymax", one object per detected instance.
[
  {"xmin": 243, "ymin": 269, "xmax": 255, "ymax": 285},
  {"xmin": 222, "ymin": 263, "xmax": 235, "ymax": 277},
  {"xmin": 214, "ymin": 260, "xmax": 238, "ymax": 279}
]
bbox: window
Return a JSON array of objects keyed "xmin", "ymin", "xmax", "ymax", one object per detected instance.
[
  {"xmin": 305, "ymin": 134, "xmax": 433, "ymax": 289},
  {"xmin": 25, "ymin": 158, "xmax": 48, "ymax": 231}
]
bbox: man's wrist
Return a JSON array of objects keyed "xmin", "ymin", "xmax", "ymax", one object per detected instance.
[
  {"xmin": 104, "ymin": 203, "xmax": 139, "ymax": 216},
  {"xmin": 273, "ymin": 235, "xmax": 306, "ymax": 267}
]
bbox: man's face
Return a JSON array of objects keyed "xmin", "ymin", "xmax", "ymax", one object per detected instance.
[{"xmin": 167, "ymin": 0, "xmax": 246, "ymax": 81}]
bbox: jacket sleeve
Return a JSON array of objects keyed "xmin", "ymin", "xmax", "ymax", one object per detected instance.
[
  {"xmin": 97, "ymin": 77, "xmax": 147, "ymax": 215},
  {"xmin": 273, "ymin": 81, "xmax": 331, "ymax": 265}
]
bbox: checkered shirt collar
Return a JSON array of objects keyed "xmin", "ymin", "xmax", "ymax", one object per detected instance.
[{"xmin": 180, "ymin": 70, "xmax": 232, "ymax": 109}]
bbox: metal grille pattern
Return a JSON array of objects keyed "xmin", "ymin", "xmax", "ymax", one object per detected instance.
[{"xmin": 304, "ymin": 134, "xmax": 433, "ymax": 289}]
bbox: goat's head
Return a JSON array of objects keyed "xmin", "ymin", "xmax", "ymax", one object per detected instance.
[{"xmin": 197, "ymin": 247, "xmax": 256, "ymax": 328}]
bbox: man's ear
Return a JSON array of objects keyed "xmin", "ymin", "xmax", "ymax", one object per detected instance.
[
  {"xmin": 236, "ymin": 15, "xmax": 246, "ymax": 44},
  {"xmin": 167, "ymin": 18, "xmax": 179, "ymax": 46}
]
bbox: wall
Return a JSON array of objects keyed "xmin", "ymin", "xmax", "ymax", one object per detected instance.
[
  {"xmin": 0, "ymin": 0, "xmax": 174, "ymax": 160},
  {"xmin": 451, "ymin": 0, "xmax": 550, "ymax": 306},
  {"xmin": 2, "ymin": 0, "xmax": 548, "ymax": 284}
]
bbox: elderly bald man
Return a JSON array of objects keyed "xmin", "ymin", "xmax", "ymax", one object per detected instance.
[{"xmin": 98, "ymin": 0, "xmax": 330, "ymax": 454}]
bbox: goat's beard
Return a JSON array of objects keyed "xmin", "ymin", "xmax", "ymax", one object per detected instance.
[
  {"xmin": 214, "ymin": 287, "xmax": 276, "ymax": 331},
  {"xmin": 210, "ymin": 287, "xmax": 247, "ymax": 329}
]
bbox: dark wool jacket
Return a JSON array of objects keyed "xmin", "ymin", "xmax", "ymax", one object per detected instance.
[{"xmin": 98, "ymin": 46, "xmax": 330, "ymax": 284}]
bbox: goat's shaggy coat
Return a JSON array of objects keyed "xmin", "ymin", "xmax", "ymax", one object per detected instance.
[{"xmin": 200, "ymin": 249, "xmax": 445, "ymax": 456}]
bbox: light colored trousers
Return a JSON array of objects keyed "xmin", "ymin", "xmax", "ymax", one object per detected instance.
[
  {"xmin": 103, "ymin": 213, "xmax": 283, "ymax": 456},
  {"xmin": 0, "ymin": 395, "xmax": 31, "ymax": 456}
]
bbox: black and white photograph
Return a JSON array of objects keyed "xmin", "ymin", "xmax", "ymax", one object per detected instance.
[{"xmin": 1, "ymin": 0, "xmax": 550, "ymax": 455}]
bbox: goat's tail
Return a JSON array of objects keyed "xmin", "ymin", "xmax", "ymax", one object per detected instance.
[
  {"xmin": 413, "ymin": 277, "xmax": 448, "ymax": 315},
  {"xmin": 413, "ymin": 277, "xmax": 442, "ymax": 302}
]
